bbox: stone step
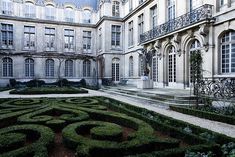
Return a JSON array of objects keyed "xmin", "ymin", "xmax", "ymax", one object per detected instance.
[{"xmin": 101, "ymin": 87, "xmax": 197, "ymax": 105}]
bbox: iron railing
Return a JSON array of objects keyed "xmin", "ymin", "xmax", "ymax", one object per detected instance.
[
  {"xmin": 140, "ymin": 4, "xmax": 213, "ymax": 44},
  {"xmin": 198, "ymin": 77, "xmax": 235, "ymax": 99}
]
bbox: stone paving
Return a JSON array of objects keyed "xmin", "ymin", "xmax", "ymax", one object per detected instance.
[{"xmin": 0, "ymin": 89, "xmax": 235, "ymax": 138}]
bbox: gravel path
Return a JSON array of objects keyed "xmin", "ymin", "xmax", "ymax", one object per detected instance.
[{"xmin": 0, "ymin": 89, "xmax": 235, "ymax": 138}]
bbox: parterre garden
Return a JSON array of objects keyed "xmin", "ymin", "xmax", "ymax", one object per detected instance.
[{"xmin": 0, "ymin": 97, "xmax": 235, "ymax": 157}]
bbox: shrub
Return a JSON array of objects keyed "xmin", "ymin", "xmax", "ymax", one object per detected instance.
[
  {"xmin": 26, "ymin": 79, "xmax": 45, "ymax": 87},
  {"xmin": 80, "ymin": 79, "xmax": 86, "ymax": 87},
  {"xmin": 9, "ymin": 87, "xmax": 88, "ymax": 95},
  {"xmin": 0, "ymin": 124, "xmax": 54, "ymax": 157},
  {"xmin": 170, "ymin": 105, "xmax": 235, "ymax": 125},
  {"xmin": 57, "ymin": 78, "xmax": 69, "ymax": 87},
  {"xmin": 9, "ymin": 79, "xmax": 17, "ymax": 87}
]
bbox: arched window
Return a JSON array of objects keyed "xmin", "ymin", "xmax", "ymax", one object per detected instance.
[
  {"xmin": 129, "ymin": 56, "xmax": 134, "ymax": 77},
  {"xmin": 221, "ymin": 31, "xmax": 235, "ymax": 73},
  {"xmin": 65, "ymin": 59, "xmax": 73, "ymax": 77},
  {"xmin": 83, "ymin": 9, "xmax": 91, "ymax": 23},
  {"xmin": 1, "ymin": 0, "xmax": 13, "ymax": 15},
  {"xmin": 83, "ymin": 60, "xmax": 91, "ymax": 77},
  {"xmin": 64, "ymin": 7, "xmax": 74, "ymax": 22},
  {"xmin": 112, "ymin": 58, "xmax": 120, "ymax": 82},
  {"xmin": 138, "ymin": 54, "xmax": 144, "ymax": 76},
  {"xmin": 25, "ymin": 58, "xmax": 34, "ymax": 77},
  {"xmin": 2, "ymin": 57, "xmax": 13, "ymax": 77},
  {"xmin": 45, "ymin": 59, "xmax": 54, "ymax": 77},
  {"xmin": 189, "ymin": 40, "xmax": 201, "ymax": 83},
  {"xmin": 24, "ymin": 2, "xmax": 35, "ymax": 18},
  {"xmin": 112, "ymin": 1, "xmax": 120, "ymax": 17},
  {"xmin": 168, "ymin": 46, "xmax": 176, "ymax": 83},
  {"xmin": 45, "ymin": 5, "xmax": 55, "ymax": 20}
]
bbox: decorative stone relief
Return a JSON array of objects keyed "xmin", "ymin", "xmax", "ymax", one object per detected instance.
[
  {"xmin": 172, "ymin": 33, "xmax": 182, "ymax": 57},
  {"xmin": 154, "ymin": 40, "xmax": 162, "ymax": 59},
  {"xmin": 199, "ymin": 24, "xmax": 210, "ymax": 52}
]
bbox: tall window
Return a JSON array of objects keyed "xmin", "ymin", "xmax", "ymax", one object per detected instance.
[
  {"xmin": 129, "ymin": 56, "xmax": 134, "ymax": 77},
  {"xmin": 153, "ymin": 56, "xmax": 158, "ymax": 82},
  {"xmin": 128, "ymin": 21, "xmax": 133, "ymax": 46},
  {"xmin": 64, "ymin": 7, "xmax": 74, "ymax": 22},
  {"xmin": 45, "ymin": 5, "xmax": 55, "ymax": 20},
  {"xmin": 64, "ymin": 29, "xmax": 74, "ymax": 51},
  {"xmin": 45, "ymin": 28, "xmax": 55, "ymax": 51},
  {"xmin": 139, "ymin": 54, "xmax": 144, "ymax": 76},
  {"xmin": 45, "ymin": 59, "xmax": 54, "ymax": 77},
  {"xmin": 221, "ymin": 31, "xmax": 235, "ymax": 73},
  {"xmin": 25, "ymin": 58, "xmax": 34, "ymax": 77},
  {"xmin": 138, "ymin": 14, "xmax": 144, "ymax": 42},
  {"xmin": 168, "ymin": 46, "xmax": 176, "ymax": 83},
  {"xmin": 112, "ymin": 58, "xmax": 120, "ymax": 82},
  {"xmin": 2, "ymin": 57, "xmax": 13, "ymax": 77},
  {"xmin": 112, "ymin": 1, "xmax": 120, "ymax": 17},
  {"xmin": 189, "ymin": 40, "xmax": 201, "ymax": 83},
  {"xmin": 150, "ymin": 5, "xmax": 157, "ymax": 29},
  {"xmin": 129, "ymin": 0, "xmax": 133, "ymax": 11},
  {"xmin": 83, "ymin": 31, "xmax": 91, "ymax": 52},
  {"xmin": 24, "ymin": 26, "xmax": 35, "ymax": 50},
  {"xmin": 1, "ymin": 24, "xmax": 13, "ymax": 49},
  {"xmin": 111, "ymin": 25, "xmax": 121, "ymax": 47},
  {"xmin": 83, "ymin": 9, "xmax": 91, "ymax": 23},
  {"xmin": 168, "ymin": 0, "xmax": 175, "ymax": 20},
  {"xmin": 190, "ymin": 0, "xmax": 200, "ymax": 11},
  {"xmin": 1, "ymin": 0, "xmax": 13, "ymax": 15},
  {"xmin": 65, "ymin": 60, "xmax": 73, "ymax": 77},
  {"xmin": 220, "ymin": 0, "xmax": 225, "ymax": 6},
  {"xmin": 24, "ymin": 2, "xmax": 35, "ymax": 18},
  {"xmin": 99, "ymin": 28, "xmax": 102, "ymax": 50},
  {"xmin": 83, "ymin": 60, "xmax": 91, "ymax": 77}
]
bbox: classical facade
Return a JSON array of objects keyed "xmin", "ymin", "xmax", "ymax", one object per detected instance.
[{"xmin": 0, "ymin": 0, "xmax": 234, "ymax": 88}]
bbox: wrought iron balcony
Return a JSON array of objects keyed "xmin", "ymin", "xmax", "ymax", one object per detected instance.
[{"xmin": 140, "ymin": 4, "xmax": 213, "ymax": 44}]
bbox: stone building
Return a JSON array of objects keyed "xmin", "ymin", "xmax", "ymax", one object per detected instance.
[{"xmin": 0, "ymin": 0, "xmax": 234, "ymax": 88}]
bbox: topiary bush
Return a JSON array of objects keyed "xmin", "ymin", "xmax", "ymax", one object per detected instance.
[{"xmin": 0, "ymin": 97, "xmax": 234, "ymax": 157}]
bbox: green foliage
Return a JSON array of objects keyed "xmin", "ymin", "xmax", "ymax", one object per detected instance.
[
  {"xmin": 9, "ymin": 79, "xmax": 17, "ymax": 88},
  {"xmin": 0, "ymin": 97, "xmax": 234, "ymax": 157},
  {"xmin": 26, "ymin": 79, "xmax": 45, "ymax": 87},
  {"xmin": 80, "ymin": 79, "xmax": 86, "ymax": 87},
  {"xmin": 221, "ymin": 142, "xmax": 235, "ymax": 157},
  {"xmin": 0, "ymin": 124, "xmax": 54, "ymax": 157},
  {"xmin": 10, "ymin": 87, "xmax": 88, "ymax": 95},
  {"xmin": 170, "ymin": 105, "xmax": 235, "ymax": 125},
  {"xmin": 190, "ymin": 51, "xmax": 203, "ymax": 104}
]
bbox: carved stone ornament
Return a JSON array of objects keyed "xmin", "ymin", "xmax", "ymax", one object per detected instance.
[
  {"xmin": 154, "ymin": 40, "xmax": 162, "ymax": 59},
  {"xmin": 199, "ymin": 24, "xmax": 210, "ymax": 52},
  {"xmin": 173, "ymin": 33, "xmax": 182, "ymax": 57},
  {"xmin": 199, "ymin": 24, "xmax": 209, "ymax": 36}
]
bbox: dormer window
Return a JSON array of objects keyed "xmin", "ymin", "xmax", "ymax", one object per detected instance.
[
  {"xmin": 83, "ymin": 9, "xmax": 91, "ymax": 24},
  {"xmin": 1, "ymin": 0, "xmax": 13, "ymax": 15},
  {"xmin": 45, "ymin": 5, "xmax": 55, "ymax": 20},
  {"xmin": 64, "ymin": 7, "xmax": 74, "ymax": 23},
  {"xmin": 24, "ymin": 2, "xmax": 35, "ymax": 18},
  {"xmin": 112, "ymin": 1, "xmax": 120, "ymax": 17}
]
